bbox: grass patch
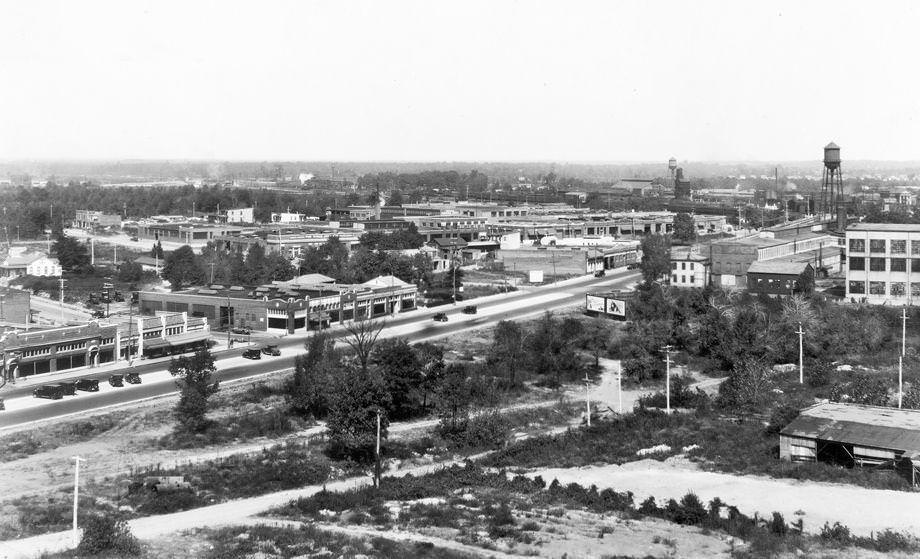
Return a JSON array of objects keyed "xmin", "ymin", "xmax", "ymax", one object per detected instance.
[{"xmin": 0, "ymin": 416, "xmax": 121, "ymax": 463}]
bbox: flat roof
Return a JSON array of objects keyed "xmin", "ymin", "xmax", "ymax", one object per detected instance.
[
  {"xmin": 847, "ymin": 223, "xmax": 920, "ymax": 233},
  {"xmin": 782, "ymin": 402, "xmax": 920, "ymax": 455},
  {"xmin": 747, "ymin": 260, "xmax": 811, "ymax": 275}
]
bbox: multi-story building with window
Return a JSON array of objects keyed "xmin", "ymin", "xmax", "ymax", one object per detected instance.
[
  {"xmin": 845, "ymin": 223, "xmax": 920, "ymax": 304},
  {"xmin": 669, "ymin": 247, "xmax": 710, "ymax": 288}
]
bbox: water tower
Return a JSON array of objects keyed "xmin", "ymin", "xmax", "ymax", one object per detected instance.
[
  {"xmin": 819, "ymin": 142, "xmax": 844, "ymax": 229},
  {"xmin": 668, "ymin": 157, "xmax": 677, "ymax": 182}
]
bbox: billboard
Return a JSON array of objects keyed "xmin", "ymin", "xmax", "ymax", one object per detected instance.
[
  {"xmin": 585, "ymin": 292, "xmax": 627, "ymax": 320},
  {"xmin": 585, "ymin": 294, "xmax": 606, "ymax": 312},
  {"xmin": 529, "ymin": 270, "xmax": 544, "ymax": 284}
]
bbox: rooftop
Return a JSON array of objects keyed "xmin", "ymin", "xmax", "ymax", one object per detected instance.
[
  {"xmin": 847, "ymin": 223, "xmax": 920, "ymax": 233},
  {"xmin": 670, "ymin": 247, "xmax": 709, "ymax": 262},
  {"xmin": 747, "ymin": 260, "xmax": 812, "ymax": 275},
  {"xmin": 782, "ymin": 402, "xmax": 920, "ymax": 455}
]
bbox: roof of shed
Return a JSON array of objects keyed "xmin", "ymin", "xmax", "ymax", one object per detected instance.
[
  {"xmin": 781, "ymin": 402, "xmax": 920, "ymax": 454},
  {"xmin": 747, "ymin": 260, "xmax": 811, "ymax": 275}
]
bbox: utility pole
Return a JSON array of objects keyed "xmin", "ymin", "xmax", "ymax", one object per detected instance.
[
  {"xmin": 661, "ymin": 345, "xmax": 673, "ymax": 413},
  {"xmin": 209, "ymin": 262, "xmax": 215, "ymax": 284},
  {"xmin": 374, "ymin": 410, "xmax": 382, "ymax": 488},
  {"xmin": 90, "ymin": 237, "xmax": 94, "ymax": 265},
  {"xmin": 127, "ymin": 293, "xmax": 134, "ymax": 366},
  {"xmin": 796, "ymin": 322, "xmax": 805, "ymax": 384},
  {"xmin": 59, "ymin": 278, "xmax": 65, "ymax": 324},
  {"xmin": 899, "ymin": 355, "xmax": 904, "ymax": 409},
  {"xmin": 226, "ymin": 294, "xmax": 231, "ymax": 349},
  {"xmin": 617, "ymin": 361, "xmax": 623, "ymax": 414},
  {"xmin": 72, "ymin": 456, "xmax": 85, "ymax": 547},
  {"xmin": 902, "ymin": 308, "xmax": 908, "ymax": 357},
  {"xmin": 584, "ymin": 370, "xmax": 592, "ymax": 426}
]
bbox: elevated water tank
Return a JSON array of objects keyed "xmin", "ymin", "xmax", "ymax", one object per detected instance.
[{"xmin": 824, "ymin": 142, "xmax": 841, "ymax": 169}]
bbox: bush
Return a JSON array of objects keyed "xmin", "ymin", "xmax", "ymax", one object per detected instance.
[
  {"xmin": 437, "ymin": 410, "xmax": 511, "ymax": 450},
  {"xmin": 77, "ymin": 514, "xmax": 141, "ymax": 555},
  {"xmin": 820, "ymin": 521, "xmax": 852, "ymax": 545},
  {"xmin": 765, "ymin": 404, "xmax": 801, "ymax": 435}
]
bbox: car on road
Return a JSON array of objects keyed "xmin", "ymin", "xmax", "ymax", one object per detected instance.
[
  {"xmin": 125, "ymin": 372, "xmax": 142, "ymax": 384},
  {"xmin": 91, "ymin": 310, "xmax": 106, "ymax": 319},
  {"xmin": 243, "ymin": 348, "xmax": 262, "ymax": 360},
  {"xmin": 130, "ymin": 236, "xmax": 138, "ymax": 242},
  {"xmin": 232, "ymin": 327, "xmax": 251, "ymax": 335},
  {"xmin": 75, "ymin": 378, "xmax": 99, "ymax": 392},
  {"xmin": 626, "ymin": 262, "xmax": 639, "ymax": 270},
  {"xmin": 55, "ymin": 382, "xmax": 77, "ymax": 396},
  {"xmin": 109, "ymin": 374, "xmax": 124, "ymax": 387},
  {"xmin": 261, "ymin": 344, "xmax": 280, "ymax": 356},
  {"xmin": 433, "ymin": 312, "xmax": 449, "ymax": 322},
  {"xmin": 33, "ymin": 385, "xmax": 64, "ymax": 400},
  {"xmin": 462, "ymin": 305, "xmax": 477, "ymax": 314},
  {"xmin": 594, "ymin": 269, "xmax": 606, "ymax": 277},
  {"xmin": 0, "ymin": 398, "xmax": 4, "ymax": 411}
]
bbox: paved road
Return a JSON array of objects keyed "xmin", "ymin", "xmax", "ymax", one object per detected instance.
[{"xmin": 0, "ymin": 270, "xmax": 638, "ymax": 429}]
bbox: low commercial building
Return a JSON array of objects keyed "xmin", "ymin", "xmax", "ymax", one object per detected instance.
[
  {"xmin": 780, "ymin": 402, "xmax": 920, "ymax": 484},
  {"xmin": 669, "ymin": 247, "xmax": 710, "ymax": 288},
  {"xmin": 73, "ymin": 210, "xmax": 122, "ymax": 230},
  {"xmin": 0, "ymin": 312, "xmax": 210, "ymax": 381},
  {"xmin": 747, "ymin": 261, "xmax": 813, "ymax": 296},
  {"xmin": 138, "ymin": 276, "xmax": 418, "ymax": 334},
  {"xmin": 845, "ymin": 223, "xmax": 920, "ymax": 304},
  {"xmin": 136, "ymin": 222, "xmax": 245, "ymax": 246},
  {"xmin": 709, "ymin": 232, "xmax": 835, "ymax": 288},
  {"xmin": 0, "ymin": 249, "xmax": 62, "ymax": 278}
]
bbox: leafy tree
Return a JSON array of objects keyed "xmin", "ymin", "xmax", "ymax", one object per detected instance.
[
  {"xmin": 77, "ymin": 514, "xmax": 141, "ymax": 555},
  {"xmin": 672, "ymin": 213, "xmax": 697, "ymax": 243},
  {"xmin": 373, "ymin": 338, "xmax": 423, "ymax": 420},
  {"xmin": 162, "ymin": 245, "xmax": 205, "ymax": 290},
  {"xmin": 716, "ymin": 358, "xmax": 772, "ymax": 416},
  {"xmin": 52, "ymin": 234, "xmax": 92, "ymax": 273},
  {"xmin": 264, "ymin": 251, "xmax": 296, "ymax": 282},
  {"xmin": 116, "ymin": 260, "xmax": 143, "ymax": 283},
  {"xmin": 168, "ymin": 348, "xmax": 220, "ymax": 433},
  {"xmin": 242, "ymin": 244, "xmax": 268, "ymax": 284},
  {"xmin": 639, "ymin": 234, "xmax": 671, "ymax": 284},
  {"xmin": 488, "ymin": 320, "xmax": 526, "ymax": 386},
  {"xmin": 830, "ymin": 374, "xmax": 889, "ymax": 406},
  {"xmin": 326, "ymin": 366, "xmax": 391, "ymax": 463},
  {"xmin": 436, "ymin": 362, "xmax": 476, "ymax": 435},
  {"xmin": 580, "ymin": 316, "xmax": 612, "ymax": 369},
  {"xmin": 414, "ymin": 341, "xmax": 445, "ymax": 408},
  {"xmin": 796, "ymin": 266, "xmax": 815, "ymax": 296},
  {"xmin": 287, "ymin": 332, "xmax": 338, "ymax": 418}
]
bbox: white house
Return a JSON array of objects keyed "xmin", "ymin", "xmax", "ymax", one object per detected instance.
[
  {"xmin": 0, "ymin": 249, "xmax": 62, "ymax": 278},
  {"xmin": 669, "ymin": 246, "xmax": 710, "ymax": 288},
  {"xmin": 226, "ymin": 208, "xmax": 254, "ymax": 224}
]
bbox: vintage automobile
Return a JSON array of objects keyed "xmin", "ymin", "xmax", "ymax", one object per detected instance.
[{"xmin": 243, "ymin": 348, "xmax": 262, "ymax": 360}]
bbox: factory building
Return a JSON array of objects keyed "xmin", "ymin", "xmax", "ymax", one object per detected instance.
[
  {"xmin": 709, "ymin": 232, "xmax": 836, "ymax": 288},
  {"xmin": 845, "ymin": 223, "xmax": 920, "ymax": 305}
]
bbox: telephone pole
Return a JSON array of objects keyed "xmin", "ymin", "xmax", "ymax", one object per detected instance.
[
  {"xmin": 899, "ymin": 355, "xmax": 904, "ymax": 409},
  {"xmin": 72, "ymin": 456, "xmax": 85, "ymax": 547},
  {"xmin": 902, "ymin": 308, "xmax": 908, "ymax": 357},
  {"xmin": 796, "ymin": 322, "xmax": 805, "ymax": 384},
  {"xmin": 617, "ymin": 361, "xmax": 623, "ymax": 414},
  {"xmin": 374, "ymin": 410, "xmax": 382, "ymax": 488},
  {"xmin": 59, "ymin": 278, "xmax": 66, "ymax": 324},
  {"xmin": 584, "ymin": 370, "xmax": 592, "ymax": 426},
  {"xmin": 661, "ymin": 345, "xmax": 673, "ymax": 413}
]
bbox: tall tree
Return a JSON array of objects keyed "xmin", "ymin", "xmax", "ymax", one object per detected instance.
[
  {"xmin": 639, "ymin": 234, "xmax": 672, "ymax": 284},
  {"xmin": 373, "ymin": 338, "xmax": 423, "ymax": 419},
  {"xmin": 326, "ymin": 365, "xmax": 391, "ymax": 463},
  {"xmin": 168, "ymin": 348, "xmax": 220, "ymax": 433},
  {"xmin": 162, "ymin": 245, "xmax": 205, "ymax": 290},
  {"xmin": 343, "ymin": 319, "xmax": 385, "ymax": 374},
  {"xmin": 488, "ymin": 320, "xmax": 526, "ymax": 386},
  {"xmin": 672, "ymin": 213, "xmax": 697, "ymax": 243},
  {"xmin": 52, "ymin": 235, "xmax": 92, "ymax": 273},
  {"xmin": 287, "ymin": 332, "xmax": 338, "ymax": 418}
]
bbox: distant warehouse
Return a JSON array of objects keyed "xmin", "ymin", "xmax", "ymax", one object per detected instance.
[{"xmin": 780, "ymin": 402, "xmax": 920, "ymax": 484}]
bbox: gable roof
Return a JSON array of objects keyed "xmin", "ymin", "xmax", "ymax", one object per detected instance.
[
  {"xmin": 363, "ymin": 275, "xmax": 411, "ymax": 289},
  {"xmin": 1, "ymin": 252, "xmax": 55, "ymax": 267},
  {"xmin": 747, "ymin": 260, "xmax": 812, "ymax": 275},
  {"xmin": 782, "ymin": 402, "xmax": 920, "ymax": 455}
]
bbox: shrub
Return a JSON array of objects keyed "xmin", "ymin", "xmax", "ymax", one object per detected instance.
[
  {"xmin": 77, "ymin": 514, "xmax": 141, "ymax": 555},
  {"xmin": 768, "ymin": 512, "xmax": 788, "ymax": 536},
  {"xmin": 820, "ymin": 521, "xmax": 852, "ymax": 545},
  {"xmin": 437, "ymin": 410, "xmax": 510, "ymax": 450},
  {"xmin": 765, "ymin": 404, "xmax": 801, "ymax": 435}
]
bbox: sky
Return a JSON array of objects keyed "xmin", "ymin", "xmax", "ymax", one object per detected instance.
[{"xmin": 0, "ymin": 0, "xmax": 918, "ymax": 163}]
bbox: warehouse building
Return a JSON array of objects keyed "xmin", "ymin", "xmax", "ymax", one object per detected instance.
[
  {"xmin": 780, "ymin": 402, "xmax": 920, "ymax": 484},
  {"xmin": 747, "ymin": 261, "xmax": 813, "ymax": 296},
  {"xmin": 138, "ymin": 275, "xmax": 418, "ymax": 334}
]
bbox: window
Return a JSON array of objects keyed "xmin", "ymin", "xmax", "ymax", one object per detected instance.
[
  {"xmin": 912, "ymin": 259, "xmax": 920, "ymax": 273},
  {"xmin": 870, "ymin": 239, "xmax": 887, "ymax": 253},
  {"xmin": 849, "ymin": 257, "xmax": 865, "ymax": 271},
  {"xmin": 681, "ymin": 262, "xmax": 686, "ymax": 270},
  {"xmin": 912, "ymin": 241, "xmax": 920, "ymax": 256},
  {"xmin": 870, "ymin": 258, "xmax": 886, "ymax": 272},
  {"xmin": 690, "ymin": 275, "xmax": 695, "ymax": 284},
  {"xmin": 891, "ymin": 282, "xmax": 906, "ymax": 296},
  {"xmin": 671, "ymin": 262, "xmax": 677, "ymax": 270},
  {"xmin": 892, "ymin": 240, "xmax": 907, "ymax": 254},
  {"xmin": 869, "ymin": 281, "xmax": 886, "ymax": 295},
  {"xmin": 849, "ymin": 239, "xmax": 865, "ymax": 253},
  {"xmin": 672, "ymin": 274, "xmax": 677, "ymax": 283},
  {"xmin": 681, "ymin": 275, "xmax": 686, "ymax": 283},
  {"xmin": 912, "ymin": 283, "xmax": 920, "ymax": 297},
  {"xmin": 891, "ymin": 258, "xmax": 907, "ymax": 272},
  {"xmin": 849, "ymin": 281, "xmax": 865, "ymax": 294},
  {"xmin": 690, "ymin": 263, "xmax": 695, "ymax": 270}
]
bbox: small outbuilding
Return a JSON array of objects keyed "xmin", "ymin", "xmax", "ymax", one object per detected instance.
[
  {"xmin": 746, "ymin": 260, "xmax": 813, "ymax": 296},
  {"xmin": 780, "ymin": 402, "xmax": 920, "ymax": 484}
]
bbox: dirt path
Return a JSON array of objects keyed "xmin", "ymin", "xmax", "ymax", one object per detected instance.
[{"xmin": 525, "ymin": 460, "xmax": 920, "ymax": 538}]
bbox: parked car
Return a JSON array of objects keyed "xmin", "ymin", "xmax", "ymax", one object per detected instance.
[
  {"xmin": 0, "ymin": 398, "xmax": 5, "ymax": 411},
  {"xmin": 109, "ymin": 374, "xmax": 124, "ymax": 387},
  {"xmin": 433, "ymin": 312, "xmax": 449, "ymax": 322},
  {"xmin": 232, "ymin": 327, "xmax": 251, "ymax": 335},
  {"xmin": 33, "ymin": 385, "xmax": 64, "ymax": 400},
  {"xmin": 75, "ymin": 378, "xmax": 100, "ymax": 392},
  {"xmin": 462, "ymin": 305, "xmax": 477, "ymax": 314},
  {"xmin": 261, "ymin": 344, "xmax": 280, "ymax": 356},
  {"xmin": 125, "ymin": 372, "xmax": 142, "ymax": 384},
  {"xmin": 55, "ymin": 382, "xmax": 77, "ymax": 396},
  {"xmin": 130, "ymin": 236, "xmax": 139, "ymax": 242},
  {"xmin": 243, "ymin": 348, "xmax": 262, "ymax": 360},
  {"xmin": 626, "ymin": 262, "xmax": 639, "ymax": 270},
  {"xmin": 594, "ymin": 269, "xmax": 606, "ymax": 277},
  {"xmin": 91, "ymin": 310, "xmax": 106, "ymax": 319}
]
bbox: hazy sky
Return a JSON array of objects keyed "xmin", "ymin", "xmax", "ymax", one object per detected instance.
[{"xmin": 1, "ymin": 1, "xmax": 918, "ymax": 162}]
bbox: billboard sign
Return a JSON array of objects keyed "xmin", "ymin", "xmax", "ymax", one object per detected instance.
[
  {"xmin": 585, "ymin": 294, "xmax": 606, "ymax": 313},
  {"xmin": 605, "ymin": 297, "xmax": 626, "ymax": 317}
]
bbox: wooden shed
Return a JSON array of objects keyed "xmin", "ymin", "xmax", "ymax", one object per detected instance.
[{"xmin": 780, "ymin": 402, "xmax": 920, "ymax": 484}]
